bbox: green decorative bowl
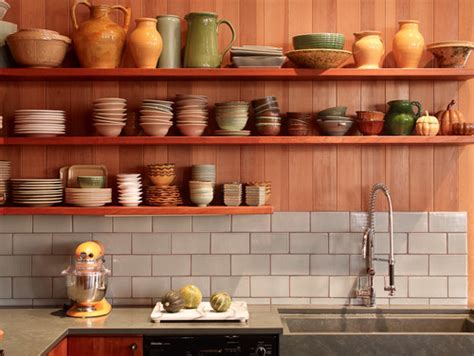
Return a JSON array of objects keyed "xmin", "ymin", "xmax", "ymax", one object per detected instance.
[
  {"xmin": 77, "ymin": 176, "xmax": 106, "ymax": 188},
  {"xmin": 293, "ymin": 33, "xmax": 345, "ymax": 50},
  {"xmin": 318, "ymin": 106, "xmax": 347, "ymax": 117}
]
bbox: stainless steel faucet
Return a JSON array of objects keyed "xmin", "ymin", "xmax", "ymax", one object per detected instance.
[{"xmin": 355, "ymin": 183, "xmax": 396, "ymax": 307}]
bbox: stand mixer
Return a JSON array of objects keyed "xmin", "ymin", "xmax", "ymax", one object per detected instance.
[{"xmin": 62, "ymin": 241, "xmax": 111, "ymax": 318}]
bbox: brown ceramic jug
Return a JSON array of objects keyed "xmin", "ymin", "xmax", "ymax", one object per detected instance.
[{"xmin": 71, "ymin": 0, "xmax": 131, "ymax": 68}]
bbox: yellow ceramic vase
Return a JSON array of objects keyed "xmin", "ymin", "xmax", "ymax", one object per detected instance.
[
  {"xmin": 129, "ymin": 18, "xmax": 163, "ymax": 69},
  {"xmin": 392, "ymin": 20, "xmax": 425, "ymax": 68},
  {"xmin": 353, "ymin": 31, "xmax": 384, "ymax": 69}
]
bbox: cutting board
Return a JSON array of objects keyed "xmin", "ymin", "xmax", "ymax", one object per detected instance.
[{"xmin": 150, "ymin": 301, "xmax": 249, "ymax": 323}]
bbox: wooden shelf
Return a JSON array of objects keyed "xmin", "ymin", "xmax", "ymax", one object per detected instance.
[
  {"xmin": 1, "ymin": 136, "xmax": 474, "ymax": 146},
  {"xmin": 0, "ymin": 68, "xmax": 473, "ymax": 81},
  {"xmin": 0, "ymin": 205, "xmax": 274, "ymax": 216}
]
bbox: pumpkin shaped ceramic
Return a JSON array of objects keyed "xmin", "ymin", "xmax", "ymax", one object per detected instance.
[
  {"xmin": 416, "ymin": 111, "xmax": 439, "ymax": 136},
  {"xmin": 436, "ymin": 99, "xmax": 465, "ymax": 135}
]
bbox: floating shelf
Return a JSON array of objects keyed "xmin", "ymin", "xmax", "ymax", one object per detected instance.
[
  {"xmin": 0, "ymin": 68, "xmax": 473, "ymax": 81},
  {"xmin": 1, "ymin": 136, "xmax": 474, "ymax": 146},
  {"xmin": 0, "ymin": 205, "xmax": 274, "ymax": 216}
]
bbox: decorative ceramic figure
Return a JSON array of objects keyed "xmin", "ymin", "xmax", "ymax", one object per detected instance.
[
  {"xmin": 392, "ymin": 20, "xmax": 424, "ymax": 68},
  {"xmin": 129, "ymin": 18, "xmax": 163, "ymax": 68},
  {"xmin": 71, "ymin": 0, "xmax": 131, "ymax": 68},
  {"xmin": 353, "ymin": 31, "xmax": 384, "ymax": 69}
]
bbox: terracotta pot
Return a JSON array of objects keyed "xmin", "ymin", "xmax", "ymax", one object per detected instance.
[
  {"xmin": 353, "ymin": 31, "xmax": 384, "ymax": 69},
  {"xmin": 71, "ymin": 0, "xmax": 131, "ymax": 68},
  {"xmin": 392, "ymin": 20, "xmax": 425, "ymax": 68},
  {"xmin": 129, "ymin": 18, "xmax": 163, "ymax": 68}
]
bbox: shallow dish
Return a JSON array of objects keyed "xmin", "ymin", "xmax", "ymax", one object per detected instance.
[
  {"xmin": 426, "ymin": 41, "xmax": 474, "ymax": 68},
  {"xmin": 232, "ymin": 56, "xmax": 286, "ymax": 68},
  {"xmin": 286, "ymin": 49, "xmax": 351, "ymax": 69}
]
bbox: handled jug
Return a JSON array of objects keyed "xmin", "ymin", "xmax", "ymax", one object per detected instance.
[
  {"xmin": 384, "ymin": 100, "xmax": 422, "ymax": 135},
  {"xmin": 184, "ymin": 12, "xmax": 235, "ymax": 68}
]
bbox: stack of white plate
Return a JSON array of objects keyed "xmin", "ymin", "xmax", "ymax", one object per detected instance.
[
  {"xmin": 14, "ymin": 110, "xmax": 66, "ymax": 137},
  {"xmin": 117, "ymin": 173, "xmax": 142, "ymax": 207},
  {"xmin": 11, "ymin": 178, "xmax": 63, "ymax": 207},
  {"xmin": 0, "ymin": 160, "xmax": 11, "ymax": 205},
  {"xmin": 65, "ymin": 188, "xmax": 112, "ymax": 207},
  {"xmin": 175, "ymin": 95, "xmax": 209, "ymax": 136},
  {"xmin": 93, "ymin": 98, "xmax": 127, "ymax": 137},
  {"xmin": 139, "ymin": 99, "xmax": 174, "ymax": 136},
  {"xmin": 245, "ymin": 185, "xmax": 266, "ymax": 206}
]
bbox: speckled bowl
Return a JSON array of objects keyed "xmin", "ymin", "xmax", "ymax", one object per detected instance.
[
  {"xmin": 427, "ymin": 41, "xmax": 474, "ymax": 68},
  {"xmin": 286, "ymin": 49, "xmax": 352, "ymax": 69}
]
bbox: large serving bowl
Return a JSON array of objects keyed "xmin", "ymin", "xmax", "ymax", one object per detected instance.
[
  {"xmin": 6, "ymin": 28, "xmax": 71, "ymax": 68},
  {"xmin": 426, "ymin": 41, "xmax": 474, "ymax": 68},
  {"xmin": 316, "ymin": 119, "xmax": 353, "ymax": 136},
  {"xmin": 286, "ymin": 49, "xmax": 352, "ymax": 69},
  {"xmin": 293, "ymin": 33, "xmax": 345, "ymax": 50},
  {"xmin": 64, "ymin": 265, "xmax": 108, "ymax": 306}
]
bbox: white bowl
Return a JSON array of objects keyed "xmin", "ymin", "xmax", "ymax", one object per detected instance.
[{"xmin": 0, "ymin": 1, "xmax": 11, "ymax": 20}]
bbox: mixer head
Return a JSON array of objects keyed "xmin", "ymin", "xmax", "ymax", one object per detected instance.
[{"xmin": 75, "ymin": 241, "xmax": 105, "ymax": 260}]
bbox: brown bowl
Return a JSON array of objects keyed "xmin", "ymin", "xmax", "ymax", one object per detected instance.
[
  {"xmin": 256, "ymin": 124, "xmax": 281, "ymax": 136},
  {"xmin": 357, "ymin": 120, "xmax": 384, "ymax": 136},
  {"xmin": 452, "ymin": 122, "xmax": 474, "ymax": 135},
  {"xmin": 356, "ymin": 111, "xmax": 385, "ymax": 121},
  {"xmin": 176, "ymin": 124, "xmax": 206, "ymax": 137},
  {"xmin": 288, "ymin": 127, "xmax": 310, "ymax": 136}
]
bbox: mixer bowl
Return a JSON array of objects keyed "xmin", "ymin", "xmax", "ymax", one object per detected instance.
[{"xmin": 65, "ymin": 271, "xmax": 107, "ymax": 306}]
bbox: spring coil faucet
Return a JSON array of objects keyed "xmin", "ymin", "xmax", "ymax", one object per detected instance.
[{"xmin": 356, "ymin": 183, "xmax": 396, "ymax": 307}]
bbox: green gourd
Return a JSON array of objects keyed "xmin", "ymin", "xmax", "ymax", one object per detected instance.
[
  {"xmin": 161, "ymin": 290, "xmax": 185, "ymax": 313},
  {"xmin": 210, "ymin": 292, "xmax": 232, "ymax": 312},
  {"xmin": 179, "ymin": 284, "xmax": 203, "ymax": 309}
]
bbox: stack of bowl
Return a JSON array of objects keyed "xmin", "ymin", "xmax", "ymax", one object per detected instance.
[
  {"xmin": 286, "ymin": 33, "xmax": 351, "ymax": 69},
  {"xmin": 65, "ymin": 187, "xmax": 112, "ymax": 207},
  {"xmin": 245, "ymin": 185, "xmax": 266, "ymax": 206},
  {"xmin": 356, "ymin": 111, "xmax": 385, "ymax": 136},
  {"xmin": 0, "ymin": 160, "xmax": 11, "ymax": 205},
  {"xmin": 316, "ymin": 106, "xmax": 354, "ymax": 136},
  {"xmin": 146, "ymin": 163, "xmax": 176, "ymax": 187},
  {"xmin": 92, "ymin": 98, "xmax": 127, "ymax": 137},
  {"xmin": 252, "ymin": 96, "xmax": 282, "ymax": 136},
  {"xmin": 14, "ymin": 109, "xmax": 66, "ymax": 137},
  {"xmin": 117, "ymin": 173, "xmax": 142, "ymax": 207},
  {"xmin": 189, "ymin": 181, "xmax": 214, "ymax": 207},
  {"xmin": 175, "ymin": 95, "xmax": 208, "ymax": 136},
  {"xmin": 12, "ymin": 178, "xmax": 63, "ymax": 207},
  {"xmin": 146, "ymin": 185, "xmax": 182, "ymax": 206},
  {"xmin": 247, "ymin": 181, "xmax": 271, "ymax": 204},
  {"xmin": 223, "ymin": 183, "xmax": 242, "ymax": 206},
  {"xmin": 214, "ymin": 101, "xmax": 251, "ymax": 136},
  {"xmin": 139, "ymin": 99, "xmax": 174, "ymax": 136},
  {"xmin": 230, "ymin": 45, "xmax": 286, "ymax": 68},
  {"xmin": 191, "ymin": 165, "xmax": 216, "ymax": 185},
  {"xmin": 287, "ymin": 112, "xmax": 312, "ymax": 136}
]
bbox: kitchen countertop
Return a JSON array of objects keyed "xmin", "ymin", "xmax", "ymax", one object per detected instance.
[{"xmin": 0, "ymin": 305, "xmax": 283, "ymax": 356}]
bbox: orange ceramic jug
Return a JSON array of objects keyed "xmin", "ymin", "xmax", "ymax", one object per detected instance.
[{"xmin": 71, "ymin": 0, "xmax": 131, "ymax": 68}]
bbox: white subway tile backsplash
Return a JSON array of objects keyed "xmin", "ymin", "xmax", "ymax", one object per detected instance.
[
  {"xmin": 113, "ymin": 217, "xmax": 152, "ymax": 232},
  {"xmin": 409, "ymin": 277, "xmax": 447, "ymax": 297},
  {"xmin": 32, "ymin": 255, "xmax": 70, "ymax": 276},
  {"xmin": 172, "ymin": 233, "xmax": 210, "ymax": 254},
  {"xmin": 33, "ymin": 216, "xmax": 72, "ymax": 233},
  {"xmin": 0, "ymin": 277, "xmax": 12, "ymax": 298},
  {"xmin": 251, "ymin": 233, "xmax": 289, "ymax": 254},
  {"xmin": 393, "ymin": 212, "xmax": 428, "ymax": 232},
  {"xmin": 93, "ymin": 233, "xmax": 131, "ymax": 254},
  {"xmin": 153, "ymin": 255, "xmax": 190, "ymax": 276},
  {"xmin": 112, "ymin": 298, "xmax": 153, "ymax": 306},
  {"xmin": 0, "ymin": 216, "xmax": 32, "ymax": 233},
  {"xmin": 373, "ymin": 233, "xmax": 408, "ymax": 254},
  {"xmin": 106, "ymin": 277, "xmax": 132, "ymax": 298},
  {"xmin": 0, "ymin": 234, "xmax": 12, "ymax": 254},
  {"xmin": 0, "ymin": 256, "xmax": 31, "ymax": 276},
  {"xmin": 430, "ymin": 255, "xmax": 467, "ymax": 276},
  {"xmin": 310, "ymin": 297, "xmax": 350, "ymax": 305},
  {"xmin": 13, "ymin": 234, "xmax": 52, "ymax": 255},
  {"xmin": 153, "ymin": 216, "xmax": 192, "ymax": 232},
  {"xmin": 52, "ymin": 277, "xmax": 66, "ymax": 298},
  {"xmin": 429, "ymin": 212, "xmax": 467, "ymax": 232},
  {"xmin": 430, "ymin": 298, "xmax": 468, "ymax": 305},
  {"xmin": 0, "ymin": 299, "xmax": 32, "ymax": 306},
  {"xmin": 13, "ymin": 277, "xmax": 52, "ymax": 298},
  {"xmin": 232, "ymin": 215, "xmax": 271, "ymax": 232},
  {"xmin": 211, "ymin": 233, "xmax": 249, "ymax": 254},
  {"xmin": 171, "ymin": 276, "xmax": 210, "ymax": 297},
  {"xmin": 395, "ymin": 255, "xmax": 428, "ymax": 275},
  {"xmin": 271, "ymin": 298, "xmax": 310, "ymax": 305},
  {"xmin": 52, "ymin": 233, "xmax": 91, "ymax": 255},
  {"xmin": 112, "ymin": 256, "xmax": 151, "ymax": 276},
  {"xmin": 329, "ymin": 233, "xmax": 361, "ymax": 254},
  {"xmin": 132, "ymin": 277, "xmax": 170, "ymax": 298},
  {"xmin": 271, "ymin": 255, "xmax": 309, "ymax": 275},
  {"xmin": 238, "ymin": 297, "xmax": 271, "ymax": 305},
  {"xmin": 211, "ymin": 276, "xmax": 249, "ymax": 297},
  {"xmin": 350, "ymin": 212, "xmax": 388, "ymax": 232},
  {"xmin": 290, "ymin": 276, "xmax": 329, "ymax": 297},
  {"xmin": 232, "ymin": 255, "xmax": 270, "ymax": 275},
  {"xmin": 193, "ymin": 216, "xmax": 231, "ymax": 232},
  {"xmin": 290, "ymin": 233, "xmax": 328, "ymax": 254},
  {"xmin": 251, "ymin": 276, "xmax": 289, "ymax": 297},
  {"xmin": 448, "ymin": 233, "xmax": 467, "ymax": 254},
  {"xmin": 311, "ymin": 255, "xmax": 349, "ymax": 276},
  {"xmin": 329, "ymin": 276, "xmax": 358, "ymax": 298},
  {"xmin": 73, "ymin": 216, "xmax": 113, "ymax": 232},
  {"xmin": 192, "ymin": 255, "xmax": 230, "ymax": 276},
  {"xmin": 448, "ymin": 277, "xmax": 467, "ymax": 298},
  {"xmin": 132, "ymin": 233, "xmax": 171, "ymax": 254},
  {"xmin": 311, "ymin": 212, "xmax": 349, "ymax": 232},
  {"xmin": 389, "ymin": 298, "xmax": 429, "ymax": 305},
  {"xmin": 272, "ymin": 212, "xmax": 310, "ymax": 232},
  {"xmin": 408, "ymin": 233, "xmax": 447, "ymax": 254}
]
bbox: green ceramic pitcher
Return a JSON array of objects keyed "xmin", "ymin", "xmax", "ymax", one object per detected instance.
[
  {"xmin": 384, "ymin": 99, "xmax": 422, "ymax": 135},
  {"xmin": 184, "ymin": 12, "xmax": 236, "ymax": 68}
]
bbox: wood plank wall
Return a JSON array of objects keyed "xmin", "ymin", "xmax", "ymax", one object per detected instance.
[{"xmin": 0, "ymin": 0, "xmax": 473, "ymax": 301}]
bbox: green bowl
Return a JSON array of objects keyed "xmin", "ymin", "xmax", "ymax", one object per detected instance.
[
  {"xmin": 318, "ymin": 106, "xmax": 347, "ymax": 117},
  {"xmin": 77, "ymin": 176, "xmax": 106, "ymax": 188},
  {"xmin": 293, "ymin": 33, "xmax": 345, "ymax": 50}
]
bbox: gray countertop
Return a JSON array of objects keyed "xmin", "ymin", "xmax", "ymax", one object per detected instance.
[{"xmin": 0, "ymin": 306, "xmax": 283, "ymax": 356}]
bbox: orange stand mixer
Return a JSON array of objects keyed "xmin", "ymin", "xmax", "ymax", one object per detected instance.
[{"xmin": 62, "ymin": 241, "xmax": 112, "ymax": 318}]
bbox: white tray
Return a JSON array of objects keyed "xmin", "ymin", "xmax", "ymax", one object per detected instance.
[{"xmin": 150, "ymin": 301, "xmax": 249, "ymax": 323}]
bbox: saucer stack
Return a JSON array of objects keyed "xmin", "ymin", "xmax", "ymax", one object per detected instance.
[
  {"xmin": 191, "ymin": 164, "xmax": 216, "ymax": 185},
  {"xmin": 175, "ymin": 95, "xmax": 208, "ymax": 136},
  {"xmin": 139, "ymin": 99, "xmax": 174, "ymax": 136},
  {"xmin": 146, "ymin": 185, "xmax": 183, "ymax": 206},
  {"xmin": 65, "ymin": 188, "xmax": 112, "ymax": 207},
  {"xmin": 11, "ymin": 178, "xmax": 63, "ymax": 207},
  {"xmin": 245, "ymin": 185, "xmax": 266, "ymax": 206},
  {"xmin": 251, "ymin": 97, "xmax": 282, "ymax": 136},
  {"xmin": 223, "ymin": 183, "xmax": 242, "ymax": 206},
  {"xmin": 214, "ymin": 101, "xmax": 251, "ymax": 136},
  {"xmin": 92, "ymin": 98, "xmax": 127, "ymax": 137},
  {"xmin": 14, "ymin": 110, "xmax": 66, "ymax": 137},
  {"xmin": 0, "ymin": 160, "xmax": 11, "ymax": 205},
  {"xmin": 248, "ymin": 181, "xmax": 271, "ymax": 204},
  {"xmin": 117, "ymin": 173, "xmax": 142, "ymax": 207}
]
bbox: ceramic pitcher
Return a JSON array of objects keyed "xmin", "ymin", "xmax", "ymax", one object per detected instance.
[
  {"xmin": 129, "ymin": 18, "xmax": 163, "ymax": 68},
  {"xmin": 384, "ymin": 100, "xmax": 422, "ymax": 135},
  {"xmin": 157, "ymin": 15, "xmax": 182, "ymax": 68},
  {"xmin": 71, "ymin": 0, "xmax": 131, "ymax": 68},
  {"xmin": 393, "ymin": 20, "xmax": 424, "ymax": 68},
  {"xmin": 353, "ymin": 31, "xmax": 384, "ymax": 69},
  {"xmin": 183, "ymin": 12, "xmax": 236, "ymax": 68}
]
